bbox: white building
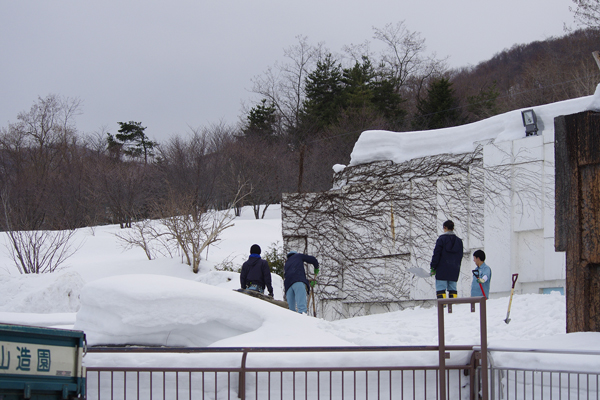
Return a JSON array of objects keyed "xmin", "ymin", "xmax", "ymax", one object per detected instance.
[{"xmin": 282, "ymin": 94, "xmax": 597, "ymax": 321}]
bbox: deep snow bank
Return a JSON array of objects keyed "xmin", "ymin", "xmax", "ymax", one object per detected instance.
[{"xmin": 74, "ymin": 274, "xmax": 349, "ymax": 348}]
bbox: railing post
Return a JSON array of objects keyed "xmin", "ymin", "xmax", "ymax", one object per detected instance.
[
  {"xmin": 238, "ymin": 349, "xmax": 248, "ymax": 400},
  {"xmin": 479, "ymin": 297, "xmax": 489, "ymax": 400},
  {"xmin": 438, "ymin": 299, "xmax": 447, "ymax": 400},
  {"xmin": 467, "ymin": 350, "xmax": 478, "ymax": 400},
  {"xmin": 439, "ymin": 297, "xmax": 488, "ymax": 400}
]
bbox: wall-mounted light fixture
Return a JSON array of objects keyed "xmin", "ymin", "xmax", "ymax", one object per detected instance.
[{"xmin": 521, "ymin": 109, "xmax": 538, "ymax": 136}]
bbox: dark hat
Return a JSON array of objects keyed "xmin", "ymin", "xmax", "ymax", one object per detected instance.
[{"xmin": 250, "ymin": 244, "xmax": 261, "ymax": 255}]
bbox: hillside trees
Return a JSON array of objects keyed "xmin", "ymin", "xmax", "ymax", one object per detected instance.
[
  {"xmin": 225, "ymin": 136, "xmax": 287, "ymax": 219},
  {"xmin": 450, "ymin": 28, "xmax": 600, "ymax": 117},
  {"xmin": 296, "ymin": 54, "xmax": 407, "ymax": 191},
  {"xmin": 156, "ymin": 124, "xmax": 233, "ymax": 212},
  {"xmin": 464, "ymin": 83, "xmax": 500, "ymax": 122},
  {"xmin": 0, "ymin": 94, "xmax": 86, "ymax": 231},
  {"xmin": 99, "ymin": 159, "xmax": 157, "ymax": 229},
  {"xmin": 246, "ymin": 22, "xmax": 445, "ymax": 193},
  {"xmin": 234, "ymin": 107, "xmax": 297, "ymax": 218}
]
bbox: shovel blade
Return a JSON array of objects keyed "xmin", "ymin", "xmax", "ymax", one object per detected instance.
[
  {"xmin": 407, "ymin": 267, "xmax": 431, "ymax": 278},
  {"xmin": 504, "ymin": 317, "xmax": 511, "ymax": 324}
]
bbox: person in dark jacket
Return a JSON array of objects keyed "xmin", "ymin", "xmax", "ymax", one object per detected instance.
[
  {"xmin": 240, "ymin": 244, "xmax": 274, "ymax": 297},
  {"xmin": 283, "ymin": 251, "xmax": 319, "ymax": 314},
  {"xmin": 430, "ymin": 220, "xmax": 464, "ymax": 299}
]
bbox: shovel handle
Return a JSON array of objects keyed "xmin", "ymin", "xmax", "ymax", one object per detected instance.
[
  {"xmin": 511, "ymin": 273, "xmax": 519, "ymax": 288},
  {"xmin": 479, "ymin": 282, "xmax": 487, "ymax": 299}
]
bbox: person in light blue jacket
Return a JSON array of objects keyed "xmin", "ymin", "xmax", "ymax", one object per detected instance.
[{"xmin": 471, "ymin": 250, "xmax": 491, "ymax": 298}]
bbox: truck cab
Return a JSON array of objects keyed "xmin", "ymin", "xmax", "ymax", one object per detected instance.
[{"xmin": 0, "ymin": 324, "xmax": 85, "ymax": 399}]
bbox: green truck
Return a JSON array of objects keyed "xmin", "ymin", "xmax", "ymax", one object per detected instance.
[{"xmin": 0, "ymin": 324, "xmax": 86, "ymax": 400}]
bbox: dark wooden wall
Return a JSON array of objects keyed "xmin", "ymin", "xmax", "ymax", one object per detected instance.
[{"xmin": 555, "ymin": 110, "xmax": 600, "ymax": 332}]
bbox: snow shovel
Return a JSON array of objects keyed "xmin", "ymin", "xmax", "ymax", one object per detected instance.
[
  {"xmin": 408, "ymin": 267, "xmax": 432, "ymax": 278},
  {"xmin": 472, "ymin": 269, "xmax": 487, "ymax": 299},
  {"xmin": 504, "ymin": 273, "xmax": 519, "ymax": 324}
]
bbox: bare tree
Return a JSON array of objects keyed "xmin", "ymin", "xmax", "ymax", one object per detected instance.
[
  {"xmin": 153, "ymin": 187, "xmax": 246, "ymax": 273},
  {"xmin": 4, "ymin": 229, "xmax": 79, "ymax": 274},
  {"xmin": 222, "ymin": 135, "xmax": 295, "ymax": 219},
  {"xmin": 372, "ymin": 21, "xmax": 448, "ymax": 110},
  {"xmin": 157, "ymin": 123, "xmax": 235, "ymax": 211},
  {"xmin": 1, "ymin": 190, "xmax": 80, "ymax": 274},
  {"xmin": 98, "ymin": 160, "xmax": 153, "ymax": 228},
  {"xmin": 0, "ymin": 94, "xmax": 85, "ymax": 230},
  {"xmin": 250, "ymin": 35, "xmax": 325, "ymax": 133},
  {"xmin": 115, "ymin": 218, "xmax": 175, "ymax": 260},
  {"xmin": 569, "ymin": 0, "xmax": 600, "ymax": 29}
]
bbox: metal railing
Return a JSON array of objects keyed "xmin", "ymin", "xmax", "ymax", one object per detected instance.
[
  {"xmin": 85, "ymin": 347, "xmax": 600, "ymax": 400},
  {"xmin": 85, "ymin": 345, "xmax": 478, "ymax": 400},
  {"xmin": 486, "ymin": 347, "xmax": 600, "ymax": 400}
]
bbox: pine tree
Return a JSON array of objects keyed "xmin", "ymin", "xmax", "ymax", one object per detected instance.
[
  {"xmin": 301, "ymin": 54, "xmax": 344, "ymax": 129},
  {"xmin": 245, "ymin": 99, "xmax": 277, "ymax": 138},
  {"xmin": 341, "ymin": 57, "xmax": 376, "ymax": 110},
  {"xmin": 370, "ymin": 75, "xmax": 406, "ymax": 129},
  {"xmin": 108, "ymin": 121, "xmax": 157, "ymax": 164},
  {"xmin": 466, "ymin": 82, "xmax": 500, "ymax": 121},
  {"xmin": 412, "ymin": 77, "xmax": 463, "ymax": 130}
]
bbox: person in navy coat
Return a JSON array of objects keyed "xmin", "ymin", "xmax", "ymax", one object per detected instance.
[
  {"xmin": 430, "ymin": 220, "xmax": 464, "ymax": 299},
  {"xmin": 284, "ymin": 251, "xmax": 319, "ymax": 314},
  {"xmin": 240, "ymin": 244, "xmax": 274, "ymax": 297}
]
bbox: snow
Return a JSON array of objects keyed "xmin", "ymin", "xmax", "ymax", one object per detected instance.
[
  {"xmin": 2, "ymin": 94, "xmax": 600, "ymax": 374},
  {"xmin": 346, "ymin": 92, "xmax": 599, "ymax": 167},
  {"xmin": 587, "ymin": 83, "xmax": 600, "ymax": 112}
]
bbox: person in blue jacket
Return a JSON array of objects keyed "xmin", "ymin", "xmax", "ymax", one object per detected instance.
[
  {"xmin": 284, "ymin": 250, "xmax": 319, "ymax": 314},
  {"xmin": 471, "ymin": 250, "xmax": 491, "ymax": 298},
  {"xmin": 430, "ymin": 220, "xmax": 464, "ymax": 299},
  {"xmin": 240, "ymin": 244, "xmax": 274, "ymax": 297}
]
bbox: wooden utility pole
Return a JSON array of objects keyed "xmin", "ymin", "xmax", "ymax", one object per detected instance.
[{"xmin": 555, "ymin": 110, "xmax": 600, "ymax": 332}]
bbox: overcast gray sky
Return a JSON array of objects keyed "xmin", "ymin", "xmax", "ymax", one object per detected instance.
[{"xmin": 1, "ymin": 0, "xmax": 575, "ymax": 142}]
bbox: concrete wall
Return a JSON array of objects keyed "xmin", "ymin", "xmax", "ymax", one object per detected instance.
[{"xmin": 282, "ymin": 131, "xmax": 565, "ymax": 320}]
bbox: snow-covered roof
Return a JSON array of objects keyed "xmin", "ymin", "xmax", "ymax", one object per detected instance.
[{"xmin": 345, "ymin": 86, "xmax": 600, "ymax": 168}]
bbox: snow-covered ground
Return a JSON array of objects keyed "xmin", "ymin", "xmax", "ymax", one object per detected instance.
[{"xmin": 0, "ymin": 204, "xmax": 596, "ymax": 373}]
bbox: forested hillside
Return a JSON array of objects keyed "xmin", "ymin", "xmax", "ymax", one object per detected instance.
[
  {"xmin": 1, "ymin": 28, "xmax": 598, "ymax": 237},
  {"xmin": 452, "ymin": 28, "xmax": 600, "ymax": 120}
]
